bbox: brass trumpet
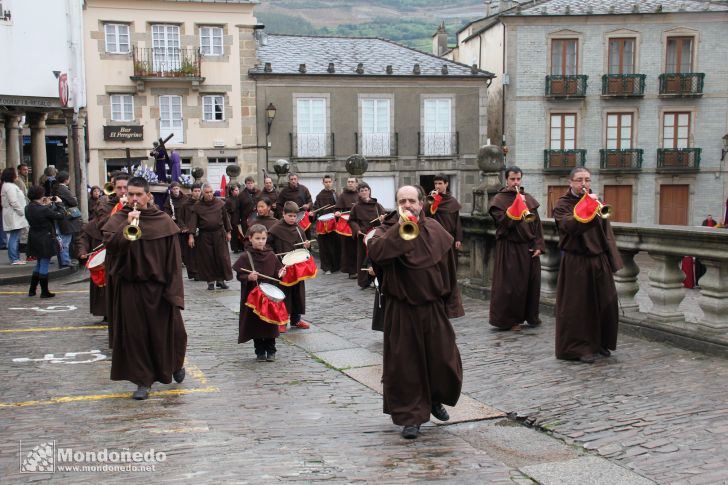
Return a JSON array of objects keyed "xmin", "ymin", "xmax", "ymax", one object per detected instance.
[
  {"xmin": 398, "ymin": 207, "xmax": 419, "ymax": 241},
  {"xmin": 581, "ymin": 186, "xmax": 613, "ymax": 219},
  {"xmin": 426, "ymin": 190, "xmax": 439, "ymax": 204},
  {"xmin": 123, "ymin": 203, "xmax": 142, "ymax": 241},
  {"xmin": 103, "ymin": 182, "xmax": 115, "ymax": 196},
  {"xmin": 514, "ymin": 185, "xmax": 537, "ymax": 223}
]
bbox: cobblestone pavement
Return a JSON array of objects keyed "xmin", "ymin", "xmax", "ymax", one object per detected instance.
[{"xmin": 0, "ymin": 258, "xmax": 726, "ymax": 484}]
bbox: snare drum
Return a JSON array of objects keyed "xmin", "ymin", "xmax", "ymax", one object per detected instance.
[
  {"xmin": 315, "ymin": 212, "xmax": 336, "ymax": 235},
  {"xmin": 297, "ymin": 211, "xmax": 312, "ymax": 231},
  {"xmin": 363, "ymin": 228, "xmax": 377, "ymax": 247},
  {"xmin": 280, "ymin": 248, "xmax": 318, "ymax": 286},
  {"xmin": 86, "ymin": 248, "xmax": 107, "ymax": 287},
  {"xmin": 334, "ymin": 213, "xmax": 353, "ymax": 237},
  {"xmin": 245, "ymin": 283, "xmax": 289, "ymax": 325}
]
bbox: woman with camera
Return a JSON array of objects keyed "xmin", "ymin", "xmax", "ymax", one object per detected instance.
[{"xmin": 24, "ymin": 185, "xmax": 66, "ymax": 297}]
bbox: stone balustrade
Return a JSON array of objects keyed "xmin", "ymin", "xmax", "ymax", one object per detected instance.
[{"xmin": 459, "ymin": 215, "xmax": 728, "ymax": 352}]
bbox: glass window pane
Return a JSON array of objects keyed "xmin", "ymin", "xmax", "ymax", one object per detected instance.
[
  {"xmin": 677, "ymin": 113, "xmax": 689, "ymax": 126},
  {"xmin": 565, "ymin": 40, "xmax": 577, "ymax": 75},
  {"xmin": 666, "ymin": 38, "xmax": 678, "ymax": 72},
  {"xmin": 564, "ymin": 115, "xmax": 575, "ymax": 128},
  {"xmin": 680, "ymin": 39, "xmax": 692, "ymax": 72},
  {"xmin": 551, "ymin": 41, "xmax": 563, "ymax": 75},
  {"xmin": 607, "ymin": 127, "xmax": 617, "ymax": 140},
  {"xmin": 663, "ymin": 114, "xmax": 675, "ymax": 127},
  {"xmin": 607, "ymin": 114, "xmax": 617, "ymax": 128},
  {"xmin": 623, "ymin": 39, "xmax": 634, "ymax": 73}
]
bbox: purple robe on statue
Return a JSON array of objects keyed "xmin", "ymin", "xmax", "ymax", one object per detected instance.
[{"xmin": 170, "ymin": 151, "xmax": 181, "ymax": 182}]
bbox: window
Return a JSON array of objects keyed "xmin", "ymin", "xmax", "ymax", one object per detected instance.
[
  {"xmin": 606, "ymin": 113, "xmax": 633, "ymax": 149},
  {"xmin": 202, "ymin": 95, "xmax": 225, "ymax": 121},
  {"xmin": 551, "ymin": 39, "xmax": 577, "ymax": 75},
  {"xmin": 423, "ymin": 98, "xmax": 452, "ymax": 156},
  {"xmin": 361, "ymin": 99, "xmax": 390, "ymax": 156},
  {"xmin": 608, "ymin": 38, "xmax": 635, "ymax": 74},
  {"xmin": 550, "ymin": 114, "xmax": 576, "ymax": 150},
  {"xmin": 104, "ymin": 23, "xmax": 130, "ymax": 54},
  {"xmin": 110, "ymin": 95, "xmax": 134, "ymax": 122},
  {"xmin": 152, "ymin": 24, "xmax": 181, "ymax": 71},
  {"xmin": 296, "ymin": 98, "xmax": 327, "ymax": 157},
  {"xmin": 663, "ymin": 112, "xmax": 690, "ymax": 149},
  {"xmin": 200, "ymin": 26, "xmax": 223, "ymax": 56},
  {"xmin": 666, "ymin": 37, "xmax": 693, "ymax": 73},
  {"xmin": 160, "ymin": 95, "xmax": 183, "ymax": 143}
]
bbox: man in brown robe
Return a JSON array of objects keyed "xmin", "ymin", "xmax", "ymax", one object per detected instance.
[
  {"xmin": 163, "ymin": 181, "xmax": 190, "ymax": 258},
  {"xmin": 348, "ymin": 182, "xmax": 385, "ymax": 289},
  {"xmin": 187, "ymin": 184, "xmax": 232, "ymax": 290},
  {"xmin": 424, "ymin": 173, "xmax": 463, "ymax": 250},
  {"xmin": 335, "ymin": 176, "xmax": 359, "ymax": 278},
  {"xmin": 237, "ymin": 176, "xmax": 262, "ymax": 230},
  {"xmin": 488, "ymin": 167, "xmax": 545, "ymax": 330},
  {"xmin": 261, "ymin": 176, "xmax": 280, "ymax": 219},
  {"xmin": 77, "ymin": 218, "xmax": 107, "ymax": 322},
  {"xmin": 102, "ymin": 177, "xmax": 187, "ymax": 400},
  {"xmin": 179, "ymin": 183, "xmax": 201, "ymax": 279},
  {"xmin": 313, "ymin": 174, "xmax": 340, "ymax": 274},
  {"xmin": 225, "ymin": 184, "xmax": 244, "ymax": 253},
  {"xmin": 368, "ymin": 185, "xmax": 464, "ymax": 440},
  {"xmin": 269, "ymin": 201, "xmax": 312, "ymax": 330},
  {"xmin": 553, "ymin": 167, "xmax": 623, "ymax": 364}
]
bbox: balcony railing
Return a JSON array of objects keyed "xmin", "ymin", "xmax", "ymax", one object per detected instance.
[
  {"xmin": 543, "ymin": 149, "xmax": 587, "ymax": 171},
  {"xmin": 601, "ymin": 74, "xmax": 646, "ymax": 96},
  {"xmin": 418, "ymin": 131, "xmax": 459, "ymax": 156},
  {"xmin": 355, "ymin": 132, "xmax": 398, "ymax": 157},
  {"xmin": 658, "ymin": 73, "xmax": 704, "ymax": 96},
  {"xmin": 132, "ymin": 47, "xmax": 202, "ymax": 78},
  {"xmin": 657, "ymin": 148, "xmax": 701, "ymax": 171},
  {"xmin": 599, "ymin": 149, "xmax": 644, "ymax": 170},
  {"xmin": 290, "ymin": 133, "xmax": 334, "ymax": 159},
  {"xmin": 545, "ymin": 75, "xmax": 588, "ymax": 98}
]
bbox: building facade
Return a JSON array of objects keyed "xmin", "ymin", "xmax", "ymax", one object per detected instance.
[
  {"xmin": 83, "ymin": 0, "xmax": 258, "ymax": 191},
  {"xmin": 250, "ymin": 34, "xmax": 493, "ymax": 211},
  {"xmin": 447, "ymin": 0, "xmax": 728, "ymax": 225}
]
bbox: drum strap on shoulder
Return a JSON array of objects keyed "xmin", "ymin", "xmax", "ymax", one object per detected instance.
[{"xmin": 246, "ymin": 251, "xmax": 256, "ymax": 274}]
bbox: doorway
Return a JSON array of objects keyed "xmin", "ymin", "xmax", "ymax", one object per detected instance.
[{"xmin": 659, "ymin": 184, "xmax": 689, "ymax": 225}]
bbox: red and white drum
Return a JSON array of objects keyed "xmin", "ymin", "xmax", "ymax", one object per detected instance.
[
  {"xmin": 245, "ymin": 283, "xmax": 289, "ymax": 325},
  {"xmin": 315, "ymin": 213, "xmax": 336, "ymax": 235},
  {"xmin": 335, "ymin": 213, "xmax": 352, "ymax": 237},
  {"xmin": 280, "ymin": 248, "xmax": 317, "ymax": 286},
  {"xmin": 86, "ymin": 247, "xmax": 107, "ymax": 287},
  {"xmin": 297, "ymin": 211, "xmax": 312, "ymax": 231},
  {"xmin": 363, "ymin": 228, "xmax": 377, "ymax": 247}
]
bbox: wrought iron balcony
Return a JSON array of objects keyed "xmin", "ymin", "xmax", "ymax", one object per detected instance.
[
  {"xmin": 290, "ymin": 133, "xmax": 334, "ymax": 159},
  {"xmin": 601, "ymin": 74, "xmax": 646, "ymax": 97},
  {"xmin": 545, "ymin": 75, "xmax": 588, "ymax": 98},
  {"xmin": 132, "ymin": 47, "xmax": 202, "ymax": 79},
  {"xmin": 418, "ymin": 132, "xmax": 459, "ymax": 157},
  {"xmin": 658, "ymin": 73, "xmax": 704, "ymax": 96},
  {"xmin": 599, "ymin": 149, "xmax": 643, "ymax": 171},
  {"xmin": 543, "ymin": 149, "xmax": 587, "ymax": 171},
  {"xmin": 657, "ymin": 148, "xmax": 701, "ymax": 171},
  {"xmin": 355, "ymin": 132, "xmax": 398, "ymax": 157}
]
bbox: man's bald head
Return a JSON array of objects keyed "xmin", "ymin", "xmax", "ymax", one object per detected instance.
[{"xmin": 396, "ymin": 185, "xmax": 424, "ymax": 216}]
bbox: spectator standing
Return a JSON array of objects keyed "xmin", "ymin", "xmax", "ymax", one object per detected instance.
[
  {"xmin": 42, "ymin": 166, "xmax": 58, "ymax": 197},
  {"xmin": 88, "ymin": 186, "xmax": 104, "ymax": 220},
  {"xmin": 55, "ymin": 171, "xmax": 82, "ymax": 268},
  {"xmin": 16, "ymin": 164, "xmax": 30, "ymax": 199},
  {"xmin": 25, "ymin": 186, "xmax": 66, "ymax": 297},
  {"xmin": 1, "ymin": 167, "xmax": 29, "ymax": 265}
]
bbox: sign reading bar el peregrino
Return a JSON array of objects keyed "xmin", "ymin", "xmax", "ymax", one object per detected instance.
[{"xmin": 103, "ymin": 125, "xmax": 144, "ymax": 141}]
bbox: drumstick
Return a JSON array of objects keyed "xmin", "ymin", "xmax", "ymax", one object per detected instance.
[
  {"xmin": 294, "ymin": 241, "xmax": 316, "ymax": 246},
  {"xmin": 235, "ymin": 268, "xmax": 281, "ymax": 283},
  {"xmin": 309, "ymin": 204, "xmax": 336, "ymax": 216}
]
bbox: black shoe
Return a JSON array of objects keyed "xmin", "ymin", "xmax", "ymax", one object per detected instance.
[
  {"xmin": 28, "ymin": 272, "xmax": 40, "ymax": 297},
  {"xmin": 599, "ymin": 348, "xmax": 611, "ymax": 357},
  {"xmin": 256, "ymin": 354, "xmax": 266, "ymax": 362},
  {"xmin": 579, "ymin": 354, "xmax": 596, "ymax": 364},
  {"xmin": 431, "ymin": 403, "xmax": 450, "ymax": 421},
  {"xmin": 401, "ymin": 425, "xmax": 420, "ymax": 439},
  {"xmin": 216, "ymin": 281, "xmax": 229, "ymax": 289},
  {"xmin": 207, "ymin": 283, "xmax": 215, "ymax": 290},
  {"xmin": 132, "ymin": 385, "xmax": 150, "ymax": 400},
  {"xmin": 266, "ymin": 352, "xmax": 276, "ymax": 362},
  {"xmin": 39, "ymin": 276, "xmax": 55, "ymax": 298},
  {"xmin": 173, "ymin": 367, "xmax": 185, "ymax": 383}
]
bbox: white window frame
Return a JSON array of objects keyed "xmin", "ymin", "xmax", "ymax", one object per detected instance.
[
  {"xmin": 423, "ymin": 97, "xmax": 453, "ymax": 156},
  {"xmin": 202, "ymin": 95, "xmax": 225, "ymax": 122},
  {"xmin": 606, "ymin": 113, "xmax": 633, "ymax": 150},
  {"xmin": 296, "ymin": 98, "xmax": 327, "ymax": 158},
  {"xmin": 160, "ymin": 95, "xmax": 184, "ymax": 143},
  {"xmin": 662, "ymin": 112, "xmax": 691, "ymax": 149},
  {"xmin": 110, "ymin": 94, "xmax": 134, "ymax": 122},
  {"xmin": 549, "ymin": 113, "xmax": 576, "ymax": 150},
  {"xmin": 104, "ymin": 23, "xmax": 130, "ymax": 54},
  {"xmin": 200, "ymin": 26, "xmax": 223, "ymax": 56},
  {"xmin": 152, "ymin": 24, "xmax": 181, "ymax": 72},
  {"xmin": 361, "ymin": 98, "xmax": 391, "ymax": 157}
]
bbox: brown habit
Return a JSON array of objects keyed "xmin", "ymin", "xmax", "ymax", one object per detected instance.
[
  {"xmin": 178, "ymin": 196, "xmax": 199, "ymax": 275},
  {"xmin": 425, "ymin": 193, "xmax": 463, "ymax": 243},
  {"xmin": 488, "ymin": 188, "xmax": 545, "ymax": 328},
  {"xmin": 102, "ymin": 206, "xmax": 187, "ymax": 387},
  {"xmin": 268, "ymin": 219, "xmax": 307, "ymax": 316},
  {"xmin": 232, "ymin": 248, "xmax": 284, "ymax": 342},
  {"xmin": 77, "ymin": 219, "xmax": 107, "ymax": 319},
  {"xmin": 224, "ymin": 196, "xmax": 244, "ymax": 252},
  {"xmin": 368, "ymin": 216, "xmax": 464, "ymax": 426},
  {"xmin": 336, "ymin": 188, "xmax": 359, "ymax": 275},
  {"xmin": 164, "ymin": 192, "xmax": 192, "ymax": 264},
  {"xmin": 349, "ymin": 197, "xmax": 385, "ymax": 287},
  {"xmin": 313, "ymin": 188, "xmax": 340, "ymax": 273},
  {"xmin": 187, "ymin": 198, "xmax": 233, "ymax": 282},
  {"xmin": 553, "ymin": 190, "xmax": 623, "ymax": 359}
]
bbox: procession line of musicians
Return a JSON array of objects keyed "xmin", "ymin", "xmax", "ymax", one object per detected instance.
[{"xmin": 76, "ymin": 166, "xmax": 620, "ymax": 439}]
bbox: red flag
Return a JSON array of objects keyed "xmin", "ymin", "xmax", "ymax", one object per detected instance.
[
  {"xmin": 573, "ymin": 192, "xmax": 600, "ymax": 223},
  {"xmin": 220, "ymin": 174, "xmax": 227, "ymax": 197}
]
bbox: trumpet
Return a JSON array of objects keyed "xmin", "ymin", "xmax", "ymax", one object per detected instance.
[
  {"xmin": 581, "ymin": 186, "xmax": 613, "ymax": 219},
  {"xmin": 103, "ymin": 182, "xmax": 115, "ymax": 196},
  {"xmin": 123, "ymin": 203, "xmax": 142, "ymax": 241},
  {"xmin": 514, "ymin": 185, "xmax": 537, "ymax": 223},
  {"xmin": 398, "ymin": 207, "xmax": 419, "ymax": 241},
  {"xmin": 426, "ymin": 190, "xmax": 439, "ymax": 204}
]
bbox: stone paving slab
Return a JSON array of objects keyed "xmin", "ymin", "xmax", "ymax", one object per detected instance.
[
  {"xmin": 520, "ymin": 456, "xmax": 656, "ymax": 485},
  {"xmin": 313, "ymin": 347, "xmax": 382, "ymax": 369},
  {"xmin": 283, "ymin": 329, "xmax": 359, "ymax": 353}
]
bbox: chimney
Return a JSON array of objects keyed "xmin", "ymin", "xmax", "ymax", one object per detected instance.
[
  {"xmin": 485, "ymin": 0, "xmax": 492, "ymax": 17},
  {"xmin": 431, "ymin": 21, "xmax": 448, "ymax": 56}
]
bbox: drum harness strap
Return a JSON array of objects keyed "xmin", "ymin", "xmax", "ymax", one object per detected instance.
[{"xmin": 246, "ymin": 251, "xmax": 258, "ymax": 287}]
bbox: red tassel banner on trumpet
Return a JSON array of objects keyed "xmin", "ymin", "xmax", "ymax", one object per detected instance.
[
  {"xmin": 573, "ymin": 192, "xmax": 600, "ymax": 223},
  {"xmin": 506, "ymin": 193, "xmax": 530, "ymax": 221}
]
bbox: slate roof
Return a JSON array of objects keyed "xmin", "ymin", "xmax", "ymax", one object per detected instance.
[
  {"xmin": 502, "ymin": 0, "xmax": 728, "ymax": 16},
  {"xmin": 249, "ymin": 34, "xmax": 494, "ymax": 78}
]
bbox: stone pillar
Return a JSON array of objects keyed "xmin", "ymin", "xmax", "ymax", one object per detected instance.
[
  {"xmin": 645, "ymin": 254, "xmax": 687, "ymax": 326},
  {"xmin": 540, "ymin": 240, "xmax": 561, "ymax": 301},
  {"xmin": 696, "ymin": 259, "xmax": 728, "ymax": 334},
  {"xmin": 0, "ymin": 115, "xmax": 6, "ymax": 170},
  {"xmin": 29, "ymin": 113, "xmax": 48, "ymax": 185},
  {"xmin": 614, "ymin": 250, "xmax": 640, "ymax": 312},
  {"xmin": 5, "ymin": 113, "xmax": 23, "ymax": 170},
  {"xmin": 67, "ymin": 110, "xmax": 89, "ymax": 220}
]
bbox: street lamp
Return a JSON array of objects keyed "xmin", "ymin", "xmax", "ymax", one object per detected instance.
[
  {"xmin": 722, "ymin": 133, "xmax": 728, "ymax": 161},
  {"xmin": 265, "ymin": 103, "xmax": 277, "ymax": 173}
]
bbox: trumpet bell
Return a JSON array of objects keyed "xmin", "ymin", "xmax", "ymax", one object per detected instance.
[
  {"xmin": 103, "ymin": 182, "xmax": 115, "ymax": 196},
  {"xmin": 123, "ymin": 224, "xmax": 141, "ymax": 241},
  {"xmin": 523, "ymin": 212, "xmax": 537, "ymax": 223},
  {"xmin": 399, "ymin": 221, "xmax": 419, "ymax": 241},
  {"xmin": 598, "ymin": 204, "xmax": 613, "ymax": 219},
  {"xmin": 426, "ymin": 190, "xmax": 438, "ymax": 205}
]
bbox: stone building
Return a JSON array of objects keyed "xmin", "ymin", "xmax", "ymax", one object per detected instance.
[
  {"xmin": 83, "ymin": 0, "xmax": 258, "ymax": 191},
  {"xmin": 445, "ymin": 0, "xmax": 728, "ymax": 225},
  {"xmin": 250, "ymin": 34, "xmax": 494, "ymax": 210}
]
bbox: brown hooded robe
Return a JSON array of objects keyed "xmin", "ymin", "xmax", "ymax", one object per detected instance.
[
  {"xmin": 348, "ymin": 197, "xmax": 385, "ymax": 288},
  {"xmin": 187, "ymin": 197, "xmax": 233, "ymax": 282},
  {"xmin": 336, "ymin": 188, "xmax": 359, "ymax": 275},
  {"xmin": 268, "ymin": 219, "xmax": 308, "ymax": 316},
  {"xmin": 313, "ymin": 188, "xmax": 340, "ymax": 273}
]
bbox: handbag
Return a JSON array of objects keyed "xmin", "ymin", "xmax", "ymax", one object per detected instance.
[{"xmin": 66, "ymin": 206, "xmax": 82, "ymax": 219}]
